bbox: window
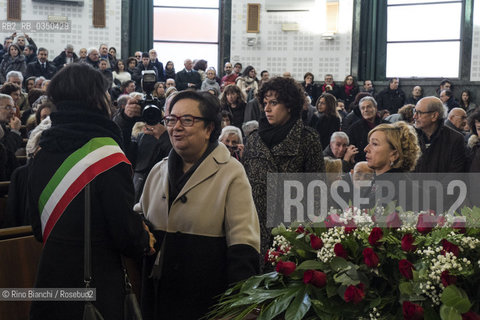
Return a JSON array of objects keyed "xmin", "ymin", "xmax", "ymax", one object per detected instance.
[
  {"xmin": 386, "ymin": 0, "xmax": 463, "ymax": 78},
  {"xmin": 153, "ymin": 0, "xmax": 220, "ymax": 74}
]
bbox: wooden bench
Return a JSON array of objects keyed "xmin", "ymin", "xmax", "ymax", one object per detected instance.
[{"xmin": 0, "ymin": 226, "xmax": 42, "ymax": 320}]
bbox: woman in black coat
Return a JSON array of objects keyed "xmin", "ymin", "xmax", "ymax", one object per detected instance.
[
  {"xmin": 338, "ymin": 74, "xmax": 359, "ymax": 108},
  {"xmin": 314, "ymin": 92, "xmax": 341, "ymax": 149},
  {"xmin": 28, "ymin": 64, "xmax": 154, "ymax": 320}
]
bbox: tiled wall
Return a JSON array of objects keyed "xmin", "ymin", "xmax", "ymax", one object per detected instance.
[
  {"xmin": 0, "ymin": 0, "xmax": 122, "ymax": 59},
  {"xmin": 471, "ymin": 0, "xmax": 480, "ymax": 81},
  {"xmin": 230, "ymin": 0, "xmax": 354, "ymax": 82}
]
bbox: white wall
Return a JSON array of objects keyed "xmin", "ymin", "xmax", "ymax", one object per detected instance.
[
  {"xmin": 0, "ymin": 0, "xmax": 122, "ymax": 60},
  {"xmin": 230, "ymin": 0, "xmax": 354, "ymax": 82}
]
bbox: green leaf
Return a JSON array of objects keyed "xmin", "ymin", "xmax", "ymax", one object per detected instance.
[
  {"xmin": 330, "ymin": 257, "xmax": 350, "ymax": 272},
  {"xmin": 326, "ymin": 282, "xmax": 337, "ymax": 298},
  {"xmin": 257, "ymin": 287, "xmax": 300, "ymax": 320},
  {"xmin": 333, "ymin": 273, "xmax": 359, "ymax": 286},
  {"xmin": 296, "ymin": 260, "xmax": 325, "ymax": 271},
  {"xmin": 241, "ymin": 274, "xmax": 266, "ymax": 293},
  {"xmin": 441, "ymin": 285, "xmax": 472, "ymax": 314},
  {"xmin": 399, "ymin": 282, "xmax": 414, "ymax": 296},
  {"xmin": 369, "ymin": 296, "xmax": 381, "ymax": 309},
  {"xmin": 285, "ymin": 287, "xmax": 312, "ymax": 320},
  {"xmin": 439, "ymin": 305, "xmax": 462, "ymax": 320},
  {"xmin": 230, "ymin": 288, "xmax": 291, "ymax": 307}
]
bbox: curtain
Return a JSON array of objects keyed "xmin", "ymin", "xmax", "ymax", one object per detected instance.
[
  {"xmin": 129, "ymin": 0, "xmax": 153, "ymax": 56},
  {"xmin": 358, "ymin": 0, "xmax": 387, "ymax": 81}
]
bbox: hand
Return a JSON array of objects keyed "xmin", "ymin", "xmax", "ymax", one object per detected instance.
[
  {"xmin": 143, "ymin": 123, "xmax": 166, "ymax": 140},
  {"xmin": 11, "ymin": 32, "xmax": 16, "ymax": 39},
  {"xmin": 237, "ymin": 144, "xmax": 245, "ymax": 158},
  {"xmin": 124, "ymin": 98, "xmax": 142, "ymax": 119},
  {"xmin": 9, "ymin": 116, "xmax": 21, "ymax": 131},
  {"xmin": 344, "ymin": 145, "xmax": 358, "ymax": 163},
  {"xmin": 24, "ymin": 33, "xmax": 30, "ymax": 40},
  {"xmin": 142, "ymin": 222, "xmax": 156, "ymax": 256}
]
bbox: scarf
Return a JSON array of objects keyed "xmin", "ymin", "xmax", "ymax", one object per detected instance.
[
  {"xmin": 258, "ymin": 116, "xmax": 297, "ymax": 149},
  {"xmin": 39, "ymin": 101, "xmax": 123, "ymax": 153},
  {"xmin": 167, "ymin": 141, "xmax": 218, "ymax": 209},
  {"xmin": 344, "ymin": 84, "xmax": 354, "ymax": 96}
]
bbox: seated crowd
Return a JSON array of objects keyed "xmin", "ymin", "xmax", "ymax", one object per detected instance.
[{"xmin": 1, "ymin": 33, "xmax": 480, "ymax": 318}]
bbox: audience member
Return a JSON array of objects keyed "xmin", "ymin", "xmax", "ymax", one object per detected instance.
[
  {"xmin": 446, "ymin": 107, "xmax": 467, "ymax": 134},
  {"xmin": 233, "ymin": 62, "xmax": 242, "ymax": 75},
  {"xmin": 314, "ymin": 92, "xmax": 341, "ymax": 149},
  {"xmin": 164, "ymin": 60, "xmax": 175, "ymax": 80},
  {"xmin": 375, "ymin": 77, "xmax": 405, "ymax": 114},
  {"xmin": 98, "ymin": 43, "xmax": 114, "ymax": 69},
  {"xmin": 220, "ymin": 84, "xmax": 246, "ymax": 130},
  {"xmin": 323, "ymin": 131, "xmax": 358, "ymax": 173},
  {"xmin": 320, "ymin": 73, "xmax": 340, "ymax": 97},
  {"xmin": 112, "ymin": 59, "xmax": 131, "ymax": 86},
  {"xmin": 23, "ymin": 44, "xmax": 37, "ymax": 64},
  {"xmin": 219, "ymin": 125, "xmax": 244, "ymax": 160},
  {"xmin": 259, "ymin": 70, "xmax": 269, "ymax": 87},
  {"xmin": 236, "ymin": 65, "xmax": 259, "ymax": 100},
  {"xmin": 405, "ymin": 85, "xmax": 423, "ymax": 105},
  {"xmin": 193, "ymin": 59, "xmax": 208, "ymax": 81},
  {"xmin": 52, "ymin": 44, "xmax": 78, "ymax": 70},
  {"xmin": 201, "ymin": 67, "xmax": 221, "ymax": 93},
  {"xmin": 83, "ymin": 47, "xmax": 100, "ymax": 69},
  {"xmin": 175, "ymin": 58, "xmax": 201, "ymax": 91},
  {"xmin": 220, "ymin": 62, "xmax": 238, "ymax": 89},
  {"xmin": 460, "ymin": 89, "xmax": 478, "ymax": 116},
  {"xmin": 0, "ymin": 44, "xmax": 26, "ymax": 84},
  {"xmin": 338, "ymin": 74, "xmax": 359, "ymax": 107},
  {"xmin": 301, "ymin": 72, "xmax": 319, "ymax": 106},
  {"xmin": 440, "ymin": 89, "xmax": 461, "ymax": 111},
  {"xmin": 149, "ymin": 49, "xmax": 165, "ymax": 82},
  {"xmin": 385, "ymin": 104, "xmax": 415, "ymax": 124},
  {"xmin": 133, "ymin": 52, "xmax": 159, "ymax": 88},
  {"xmin": 414, "ymin": 96, "xmax": 466, "ymax": 172},
  {"xmin": 25, "ymin": 47, "xmax": 57, "ymax": 80},
  {"xmin": 361, "ymin": 80, "xmax": 375, "ymax": 95}
]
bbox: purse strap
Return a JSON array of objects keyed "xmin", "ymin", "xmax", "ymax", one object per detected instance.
[{"xmin": 84, "ymin": 183, "xmax": 92, "ymax": 288}]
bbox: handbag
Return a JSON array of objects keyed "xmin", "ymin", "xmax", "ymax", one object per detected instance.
[{"xmin": 83, "ymin": 183, "xmax": 143, "ymax": 320}]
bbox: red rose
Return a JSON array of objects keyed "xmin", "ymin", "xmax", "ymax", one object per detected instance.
[
  {"xmin": 325, "ymin": 214, "xmax": 342, "ymax": 228},
  {"xmin": 441, "ymin": 270, "xmax": 457, "ymax": 287},
  {"xmin": 416, "ymin": 213, "xmax": 436, "ymax": 234},
  {"xmin": 399, "ymin": 259, "xmax": 415, "ymax": 280},
  {"xmin": 310, "ymin": 234, "xmax": 323, "ymax": 250},
  {"xmin": 303, "ymin": 270, "xmax": 327, "ymax": 288},
  {"xmin": 368, "ymin": 227, "xmax": 383, "ymax": 246},
  {"xmin": 403, "ymin": 301, "xmax": 424, "ymax": 320},
  {"xmin": 401, "ymin": 234, "xmax": 416, "ymax": 252},
  {"xmin": 386, "ymin": 211, "xmax": 402, "ymax": 228},
  {"xmin": 344, "ymin": 283, "xmax": 365, "ymax": 304},
  {"xmin": 344, "ymin": 219, "xmax": 357, "ymax": 234},
  {"xmin": 275, "ymin": 261, "xmax": 296, "ymax": 276},
  {"xmin": 441, "ymin": 239, "xmax": 460, "ymax": 256},
  {"xmin": 295, "ymin": 225, "xmax": 305, "ymax": 233},
  {"xmin": 334, "ymin": 243, "xmax": 348, "ymax": 259},
  {"xmin": 437, "ymin": 216, "xmax": 446, "ymax": 227},
  {"xmin": 453, "ymin": 218, "xmax": 467, "ymax": 234},
  {"xmin": 462, "ymin": 311, "xmax": 480, "ymax": 320},
  {"xmin": 363, "ymin": 248, "xmax": 379, "ymax": 268}
]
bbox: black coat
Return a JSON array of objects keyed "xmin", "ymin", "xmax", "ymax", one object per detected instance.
[
  {"xmin": 175, "ymin": 69, "xmax": 202, "ymax": 91},
  {"xmin": 414, "ymin": 123, "xmax": 467, "ymax": 173},
  {"xmin": 338, "ymin": 85, "xmax": 359, "ymax": 108},
  {"xmin": 132, "ymin": 62, "xmax": 158, "ymax": 88},
  {"xmin": 151, "ymin": 59, "xmax": 165, "ymax": 82},
  {"xmin": 52, "ymin": 51, "xmax": 79, "ymax": 70},
  {"xmin": 25, "ymin": 60, "xmax": 57, "ymax": 79},
  {"xmin": 315, "ymin": 113, "xmax": 340, "ymax": 150},
  {"xmin": 28, "ymin": 107, "xmax": 149, "ymax": 320},
  {"xmin": 347, "ymin": 116, "xmax": 386, "ymax": 162},
  {"xmin": 376, "ymin": 87, "xmax": 406, "ymax": 114}
]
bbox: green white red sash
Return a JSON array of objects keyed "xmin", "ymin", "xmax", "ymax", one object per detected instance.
[{"xmin": 39, "ymin": 137, "xmax": 130, "ymax": 242}]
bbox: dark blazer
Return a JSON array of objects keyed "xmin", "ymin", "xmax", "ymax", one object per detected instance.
[
  {"xmin": 175, "ymin": 69, "xmax": 202, "ymax": 91},
  {"xmin": 376, "ymin": 87, "xmax": 406, "ymax": 114},
  {"xmin": 151, "ymin": 59, "xmax": 165, "ymax": 82},
  {"xmin": 25, "ymin": 60, "xmax": 57, "ymax": 79},
  {"xmin": 52, "ymin": 51, "xmax": 79, "ymax": 70},
  {"xmin": 132, "ymin": 62, "xmax": 158, "ymax": 88},
  {"xmin": 415, "ymin": 123, "xmax": 467, "ymax": 173},
  {"xmin": 347, "ymin": 116, "xmax": 386, "ymax": 162}
]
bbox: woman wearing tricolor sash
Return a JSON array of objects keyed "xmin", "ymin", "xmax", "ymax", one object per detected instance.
[{"xmin": 27, "ymin": 64, "xmax": 155, "ymax": 320}]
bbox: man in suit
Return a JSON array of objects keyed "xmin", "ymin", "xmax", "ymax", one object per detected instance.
[
  {"xmin": 25, "ymin": 48, "xmax": 57, "ymax": 80},
  {"xmin": 149, "ymin": 49, "xmax": 165, "ymax": 82},
  {"xmin": 175, "ymin": 59, "xmax": 201, "ymax": 91}
]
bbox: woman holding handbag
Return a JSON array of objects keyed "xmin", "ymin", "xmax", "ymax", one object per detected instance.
[{"xmin": 28, "ymin": 63, "xmax": 155, "ymax": 320}]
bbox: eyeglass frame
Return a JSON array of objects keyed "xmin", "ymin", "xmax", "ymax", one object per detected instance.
[
  {"xmin": 413, "ymin": 108, "xmax": 435, "ymax": 116},
  {"xmin": 164, "ymin": 114, "xmax": 208, "ymax": 127}
]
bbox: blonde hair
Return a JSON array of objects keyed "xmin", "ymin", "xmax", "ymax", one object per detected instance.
[{"xmin": 368, "ymin": 122, "xmax": 420, "ymax": 172}]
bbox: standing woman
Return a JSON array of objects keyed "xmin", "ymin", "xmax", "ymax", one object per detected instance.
[
  {"xmin": 339, "ymin": 74, "xmax": 359, "ymax": 108},
  {"xmin": 164, "ymin": 60, "xmax": 176, "ymax": 80},
  {"xmin": 135, "ymin": 90, "xmax": 260, "ymax": 319},
  {"xmin": 235, "ymin": 65, "xmax": 259, "ymax": 101},
  {"xmin": 243, "ymin": 77, "xmax": 325, "ymax": 269},
  {"xmin": 112, "ymin": 59, "xmax": 131, "ymax": 86},
  {"xmin": 220, "ymin": 84, "xmax": 247, "ymax": 130},
  {"xmin": 460, "ymin": 89, "xmax": 478, "ymax": 116},
  {"xmin": 152, "ymin": 81, "xmax": 166, "ymax": 107},
  {"xmin": 315, "ymin": 92, "xmax": 341, "ymax": 149},
  {"xmin": 0, "ymin": 44, "xmax": 27, "ymax": 84},
  {"xmin": 27, "ymin": 63, "xmax": 155, "ymax": 320}
]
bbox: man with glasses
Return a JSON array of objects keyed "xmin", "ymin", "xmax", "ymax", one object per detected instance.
[
  {"xmin": 321, "ymin": 73, "xmax": 340, "ymax": 98},
  {"xmin": 413, "ymin": 97, "xmax": 466, "ymax": 172},
  {"xmin": 134, "ymin": 51, "xmax": 142, "ymax": 62},
  {"xmin": 445, "ymin": 107, "xmax": 467, "ymax": 134},
  {"xmin": 53, "ymin": 44, "xmax": 78, "ymax": 70},
  {"xmin": 149, "ymin": 49, "xmax": 165, "ymax": 82},
  {"xmin": 0, "ymin": 94, "xmax": 22, "ymax": 154}
]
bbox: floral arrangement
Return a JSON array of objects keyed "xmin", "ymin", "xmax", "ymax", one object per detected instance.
[{"xmin": 208, "ymin": 207, "xmax": 480, "ymax": 320}]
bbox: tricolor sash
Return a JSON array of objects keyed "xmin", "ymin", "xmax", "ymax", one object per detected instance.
[{"xmin": 39, "ymin": 137, "xmax": 131, "ymax": 242}]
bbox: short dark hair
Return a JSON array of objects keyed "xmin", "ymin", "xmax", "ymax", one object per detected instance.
[
  {"xmin": 48, "ymin": 63, "xmax": 110, "ymax": 117},
  {"xmin": 0, "ymin": 82, "xmax": 21, "ymax": 95},
  {"xmin": 37, "ymin": 47, "xmax": 48, "ymax": 54},
  {"xmin": 304, "ymin": 72, "xmax": 314, "ymax": 81},
  {"xmin": 234, "ymin": 62, "xmax": 242, "ymax": 68},
  {"xmin": 141, "ymin": 52, "xmax": 149, "ymax": 58},
  {"xmin": 442, "ymin": 89, "xmax": 453, "ymax": 98},
  {"xmin": 28, "ymin": 89, "xmax": 45, "ymax": 108},
  {"xmin": 169, "ymin": 90, "xmax": 222, "ymax": 142},
  {"xmin": 258, "ymin": 76, "xmax": 305, "ymax": 118},
  {"xmin": 260, "ymin": 70, "xmax": 269, "ymax": 77}
]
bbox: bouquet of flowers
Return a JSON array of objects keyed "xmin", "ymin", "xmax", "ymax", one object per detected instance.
[{"xmin": 208, "ymin": 207, "xmax": 480, "ymax": 320}]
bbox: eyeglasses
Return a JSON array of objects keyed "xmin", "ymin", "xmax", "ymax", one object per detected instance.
[
  {"xmin": 135, "ymin": 55, "xmax": 141, "ymax": 58},
  {"xmin": 164, "ymin": 115, "xmax": 207, "ymax": 127},
  {"xmin": 413, "ymin": 108, "xmax": 435, "ymax": 116},
  {"xmin": 1, "ymin": 105, "xmax": 14, "ymax": 111}
]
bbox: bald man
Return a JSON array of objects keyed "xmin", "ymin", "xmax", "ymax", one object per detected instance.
[{"xmin": 446, "ymin": 108, "xmax": 467, "ymax": 134}]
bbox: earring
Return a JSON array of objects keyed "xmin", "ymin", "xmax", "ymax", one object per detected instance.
[{"xmin": 390, "ymin": 161, "xmax": 394, "ymax": 167}]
